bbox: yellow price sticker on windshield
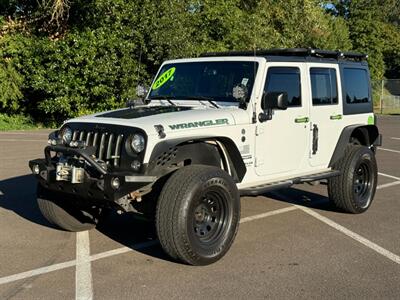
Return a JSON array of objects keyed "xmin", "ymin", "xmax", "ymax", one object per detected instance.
[{"xmin": 152, "ymin": 67, "xmax": 176, "ymax": 90}]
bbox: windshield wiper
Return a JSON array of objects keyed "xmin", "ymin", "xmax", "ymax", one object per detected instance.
[
  {"xmin": 186, "ymin": 96, "xmax": 220, "ymax": 109},
  {"xmin": 148, "ymin": 95, "xmax": 176, "ymax": 106}
]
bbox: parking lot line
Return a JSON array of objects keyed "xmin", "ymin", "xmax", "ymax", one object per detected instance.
[
  {"xmin": 1, "ymin": 172, "xmax": 399, "ymax": 288},
  {"xmin": 378, "ymin": 172, "xmax": 400, "ymax": 181},
  {"xmin": 0, "ymin": 260, "xmax": 77, "ymax": 285},
  {"xmin": 377, "ymin": 181, "xmax": 400, "ymax": 190},
  {"xmin": 390, "ymin": 137, "xmax": 400, "ymax": 140},
  {"xmin": 89, "ymin": 240, "xmax": 158, "ymax": 262},
  {"xmin": 75, "ymin": 231, "xmax": 93, "ymax": 300},
  {"xmin": 379, "ymin": 147, "xmax": 400, "ymax": 154},
  {"xmin": 240, "ymin": 206, "xmax": 298, "ymax": 223},
  {"xmin": 0, "ymin": 206, "xmax": 295, "ymax": 286},
  {"xmin": 297, "ymin": 206, "xmax": 400, "ymax": 265}
]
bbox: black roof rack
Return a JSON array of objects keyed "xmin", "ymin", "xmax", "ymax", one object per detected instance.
[{"xmin": 200, "ymin": 48, "xmax": 368, "ymax": 61}]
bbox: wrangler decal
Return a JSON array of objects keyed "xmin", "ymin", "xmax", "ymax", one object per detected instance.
[{"xmin": 168, "ymin": 118, "xmax": 229, "ymax": 130}]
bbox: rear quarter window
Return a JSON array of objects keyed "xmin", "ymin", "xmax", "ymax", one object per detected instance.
[
  {"xmin": 343, "ymin": 68, "xmax": 370, "ymax": 104},
  {"xmin": 341, "ymin": 65, "xmax": 373, "ymax": 115}
]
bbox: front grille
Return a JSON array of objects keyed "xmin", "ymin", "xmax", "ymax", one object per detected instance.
[{"xmin": 71, "ymin": 129, "xmax": 124, "ymax": 167}]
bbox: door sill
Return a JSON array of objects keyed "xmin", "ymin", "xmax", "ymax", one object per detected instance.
[{"xmin": 239, "ymin": 170, "xmax": 341, "ymax": 196}]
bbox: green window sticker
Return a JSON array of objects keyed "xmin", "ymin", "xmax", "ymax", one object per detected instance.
[{"xmin": 152, "ymin": 67, "xmax": 176, "ymax": 90}]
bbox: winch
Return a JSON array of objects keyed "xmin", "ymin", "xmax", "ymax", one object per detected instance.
[{"xmin": 56, "ymin": 162, "xmax": 84, "ymax": 184}]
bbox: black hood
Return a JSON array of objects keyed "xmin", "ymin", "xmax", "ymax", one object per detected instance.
[{"xmin": 96, "ymin": 106, "xmax": 192, "ymax": 119}]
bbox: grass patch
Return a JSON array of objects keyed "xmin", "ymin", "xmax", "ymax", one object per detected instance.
[{"xmin": 0, "ymin": 114, "xmax": 45, "ymax": 131}]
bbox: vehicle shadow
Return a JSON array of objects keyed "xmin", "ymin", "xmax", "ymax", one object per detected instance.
[
  {"xmin": 0, "ymin": 174, "xmax": 56, "ymax": 228},
  {"xmin": 0, "ymin": 175, "xmax": 339, "ymax": 263},
  {"xmin": 95, "ymin": 210, "xmax": 173, "ymax": 262},
  {"xmin": 262, "ymin": 184, "xmax": 341, "ymax": 213},
  {"xmin": 0, "ymin": 174, "xmax": 172, "ymax": 261}
]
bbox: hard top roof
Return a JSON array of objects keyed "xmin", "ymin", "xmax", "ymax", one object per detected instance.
[{"xmin": 200, "ymin": 48, "xmax": 368, "ymax": 64}]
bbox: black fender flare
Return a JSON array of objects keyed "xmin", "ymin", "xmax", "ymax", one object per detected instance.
[
  {"xmin": 146, "ymin": 137, "xmax": 246, "ymax": 182},
  {"xmin": 329, "ymin": 124, "xmax": 380, "ymax": 167}
]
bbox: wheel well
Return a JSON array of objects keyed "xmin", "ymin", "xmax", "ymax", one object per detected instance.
[
  {"xmin": 350, "ymin": 126, "xmax": 379, "ymax": 146},
  {"xmin": 147, "ymin": 138, "xmax": 246, "ymax": 183},
  {"xmin": 329, "ymin": 124, "xmax": 380, "ymax": 167}
]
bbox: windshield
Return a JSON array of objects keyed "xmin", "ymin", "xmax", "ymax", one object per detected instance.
[{"xmin": 148, "ymin": 61, "xmax": 259, "ymax": 103}]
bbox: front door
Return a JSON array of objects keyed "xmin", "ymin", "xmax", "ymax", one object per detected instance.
[{"xmin": 255, "ymin": 63, "xmax": 310, "ymax": 177}]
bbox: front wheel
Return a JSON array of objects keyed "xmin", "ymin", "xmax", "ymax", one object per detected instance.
[
  {"xmin": 37, "ymin": 185, "xmax": 103, "ymax": 232},
  {"xmin": 328, "ymin": 145, "xmax": 378, "ymax": 213},
  {"xmin": 156, "ymin": 165, "xmax": 240, "ymax": 265}
]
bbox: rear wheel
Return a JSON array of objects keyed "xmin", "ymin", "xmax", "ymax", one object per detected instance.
[
  {"xmin": 156, "ymin": 165, "xmax": 240, "ymax": 265},
  {"xmin": 328, "ymin": 145, "xmax": 377, "ymax": 213},
  {"xmin": 37, "ymin": 185, "xmax": 102, "ymax": 232}
]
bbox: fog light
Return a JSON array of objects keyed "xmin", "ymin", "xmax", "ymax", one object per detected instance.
[
  {"xmin": 131, "ymin": 160, "xmax": 141, "ymax": 171},
  {"xmin": 33, "ymin": 164, "xmax": 40, "ymax": 175},
  {"xmin": 111, "ymin": 177, "xmax": 120, "ymax": 190}
]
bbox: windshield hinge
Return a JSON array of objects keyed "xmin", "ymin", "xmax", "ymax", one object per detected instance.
[
  {"xmin": 255, "ymin": 125, "xmax": 264, "ymax": 136},
  {"xmin": 255, "ymin": 157, "xmax": 264, "ymax": 167}
]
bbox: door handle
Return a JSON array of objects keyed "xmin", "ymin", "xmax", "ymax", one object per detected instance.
[
  {"xmin": 330, "ymin": 114, "xmax": 342, "ymax": 120},
  {"xmin": 294, "ymin": 116, "xmax": 309, "ymax": 123}
]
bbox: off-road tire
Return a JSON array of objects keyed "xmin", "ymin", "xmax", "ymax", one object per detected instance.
[
  {"xmin": 328, "ymin": 145, "xmax": 377, "ymax": 214},
  {"xmin": 156, "ymin": 165, "xmax": 240, "ymax": 265},
  {"xmin": 37, "ymin": 185, "xmax": 101, "ymax": 232}
]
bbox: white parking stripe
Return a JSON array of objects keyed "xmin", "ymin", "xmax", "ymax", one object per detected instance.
[
  {"xmin": 0, "ymin": 260, "xmax": 77, "ymax": 285},
  {"xmin": 297, "ymin": 206, "xmax": 400, "ymax": 265},
  {"xmin": 0, "ymin": 207, "xmax": 295, "ymax": 286},
  {"xmin": 377, "ymin": 181, "xmax": 400, "ymax": 190},
  {"xmin": 378, "ymin": 172, "xmax": 400, "ymax": 181},
  {"xmin": 90, "ymin": 240, "xmax": 158, "ymax": 262},
  {"xmin": 379, "ymin": 147, "xmax": 400, "ymax": 154},
  {"xmin": 390, "ymin": 137, "xmax": 400, "ymax": 140},
  {"xmin": 75, "ymin": 231, "xmax": 93, "ymax": 300},
  {"xmin": 240, "ymin": 206, "xmax": 298, "ymax": 223}
]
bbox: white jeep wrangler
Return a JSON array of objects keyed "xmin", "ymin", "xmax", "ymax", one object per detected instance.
[{"xmin": 29, "ymin": 48, "xmax": 381, "ymax": 265}]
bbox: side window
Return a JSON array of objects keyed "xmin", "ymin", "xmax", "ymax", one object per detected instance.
[
  {"xmin": 265, "ymin": 67, "xmax": 301, "ymax": 107},
  {"xmin": 310, "ymin": 68, "xmax": 338, "ymax": 105},
  {"xmin": 343, "ymin": 68, "xmax": 370, "ymax": 104}
]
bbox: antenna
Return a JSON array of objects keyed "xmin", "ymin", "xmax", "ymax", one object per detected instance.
[
  {"xmin": 251, "ymin": 33, "xmax": 257, "ymax": 123},
  {"xmin": 136, "ymin": 45, "xmax": 142, "ymax": 85}
]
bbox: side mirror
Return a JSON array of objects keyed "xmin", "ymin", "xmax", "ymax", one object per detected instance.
[
  {"xmin": 136, "ymin": 84, "xmax": 148, "ymax": 99},
  {"xmin": 261, "ymin": 92, "xmax": 288, "ymax": 110}
]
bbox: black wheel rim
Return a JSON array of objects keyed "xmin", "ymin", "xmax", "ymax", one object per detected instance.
[
  {"xmin": 192, "ymin": 188, "xmax": 230, "ymax": 246},
  {"xmin": 353, "ymin": 161, "xmax": 372, "ymax": 208}
]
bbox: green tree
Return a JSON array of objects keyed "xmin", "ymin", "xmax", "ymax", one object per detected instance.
[{"xmin": 325, "ymin": 0, "xmax": 400, "ymax": 79}]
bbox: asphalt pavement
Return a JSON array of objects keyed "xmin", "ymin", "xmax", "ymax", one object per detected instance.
[{"xmin": 0, "ymin": 116, "xmax": 399, "ymax": 299}]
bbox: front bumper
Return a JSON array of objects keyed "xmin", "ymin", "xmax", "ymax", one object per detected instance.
[{"xmin": 29, "ymin": 145, "xmax": 156, "ymax": 203}]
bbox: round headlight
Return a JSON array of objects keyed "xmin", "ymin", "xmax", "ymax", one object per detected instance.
[
  {"xmin": 60, "ymin": 126, "xmax": 73, "ymax": 145},
  {"xmin": 131, "ymin": 134, "xmax": 145, "ymax": 153}
]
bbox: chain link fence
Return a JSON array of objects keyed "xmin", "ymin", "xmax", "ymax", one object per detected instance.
[{"xmin": 372, "ymin": 79, "xmax": 400, "ymax": 114}]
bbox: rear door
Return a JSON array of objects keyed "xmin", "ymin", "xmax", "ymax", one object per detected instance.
[{"xmin": 307, "ymin": 64, "xmax": 343, "ymax": 167}]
